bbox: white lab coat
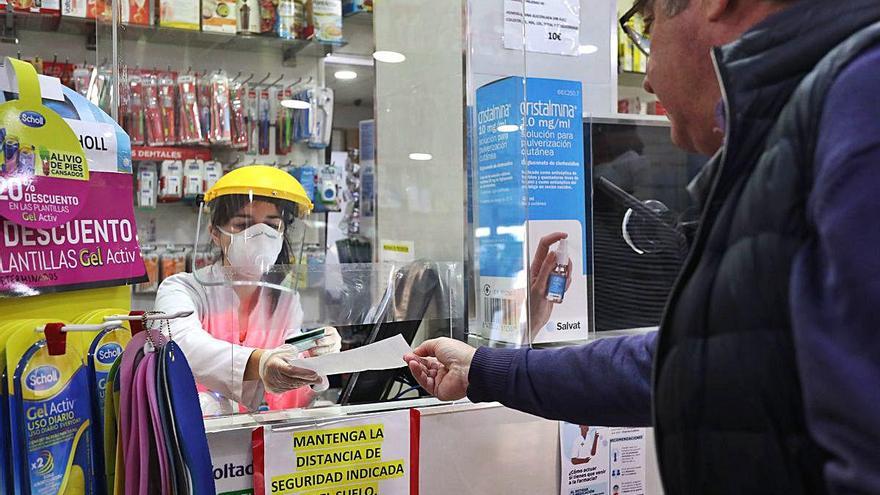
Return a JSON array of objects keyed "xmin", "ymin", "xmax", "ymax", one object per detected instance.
[
  {"xmin": 570, "ymin": 430, "xmax": 599, "ymax": 461},
  {"xmin": 154, "ymin": 263, "xmax": 304, "ymax": 413}
]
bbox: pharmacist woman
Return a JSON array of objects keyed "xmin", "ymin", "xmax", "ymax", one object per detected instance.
[{"xmin": 154, "ymin": 165, "xmax": 342, "ymax": 415}]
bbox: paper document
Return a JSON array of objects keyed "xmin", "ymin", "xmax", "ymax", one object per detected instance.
[{"xmin": 290, "ymin": 334, "xmax": 412, "ymax": 376}]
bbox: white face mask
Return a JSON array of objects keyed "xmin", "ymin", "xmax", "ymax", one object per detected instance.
[{"xmin": 218, "ymin": 223, "xmax": 284, "ymax": 275}]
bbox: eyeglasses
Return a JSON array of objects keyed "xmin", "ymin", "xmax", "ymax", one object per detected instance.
[{"xmin": 620, "ymin": 1, "xmax": 651, "ymax": 57}]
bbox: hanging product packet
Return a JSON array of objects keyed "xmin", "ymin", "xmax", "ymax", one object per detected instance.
[
  {"xmin": 230, "ymin": 81, "xmax": 248, "ymax": 149},
  {"xmin": 246, "ymin": 86, "xmax": 259, "ymax": 155},
  {"xmin": 4, "ymin": 319, "xmax": 46, "ymax": 494},
  {"xmin": 258, "ymin": 87, "xmax": 271, "ymax": 155},
  {"xmin": 144, "ymin": 74, "xmax": 164, "ymax": 147},
  {"xmin": 0, "ymin": 58, "xmax": 90, "ymax": 229},
  {"xmin": 8, "ymin": 321, "xmax": 98, "ymax": 495},
  {"xmin": 83, "ymin": 311, "xmax": 131, "ymax": 494},
  {"xmin": 178, "ymin": 75, "xmax": 202, "ymax": 145},
  {"xmin": 158, "ymin": 73, "xmax": 178, "ymax": 145},
  {"xmin": 183, "ymin": 159, "xmax": 204, "ymax": 201},
  {"xmin": 198, "ymin": 76, "xmax": 213, "ymax": 144},
  {"xmin": 126, "ymin": 75, "xmax": 146, "ymax": 145},
  {"xmin": 209, "ymin": 72, "xmax": 232, "ymax": 145},
  {"xmin": 0, "ymin": 322, "xmax": 27, "ymax": 495},
  {"xmin": 103, "ymin": 352, "xmax": 122, "ymax": 494}
]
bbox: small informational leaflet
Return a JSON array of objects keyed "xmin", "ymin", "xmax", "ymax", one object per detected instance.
[
  {"xmin": 559, "ymin": 423, "xmax": 646, "ymax": 495},
  {"xmin": 474, "ymin": 77, "xmax": 588, "ymax": 345},
  {"xmin": 608, "ymin": 428, "xmax": 647, "ymax": 495},
  {"xmin": 560, "ymin": 423, "xmax": 610, "ymax": 495},
  {"xmin": 209, "ymin": 429, "xmax": 256, "ymax": 495},
  {"xmin": 503, "ymin": 0, "xmax": 580, "ymax": 56},
  {"xmin": 256, "ymin": 409, "xmax": 418, "ymax": 495}
]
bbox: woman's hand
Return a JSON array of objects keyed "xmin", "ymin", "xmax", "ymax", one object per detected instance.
[
  {"xmin": 257, "ymin": 345, "xmax": 324, "ymax": 393},
  {"xmin": 307, "ymin": 326, "xmax": 342, "ymax": 357}
]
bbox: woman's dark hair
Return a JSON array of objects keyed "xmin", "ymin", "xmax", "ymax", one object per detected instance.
[{"xmin": 210, "ymin": 194, "xmax": 302, "ymax": 310}]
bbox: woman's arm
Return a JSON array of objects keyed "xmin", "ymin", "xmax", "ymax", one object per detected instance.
[{"xmin": 155, "ymin": 275, "xmax": 259, "ymax": 404}]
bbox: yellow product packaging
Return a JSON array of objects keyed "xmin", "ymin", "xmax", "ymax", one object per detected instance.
[{"xmin": 7, "ymin": 321, "xmax": 98, "ymax": 495}]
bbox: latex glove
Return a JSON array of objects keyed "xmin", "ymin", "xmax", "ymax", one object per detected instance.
[
  {"xmin": 307, "ymin": 326, "xmax": 342, "ymax": 357},
  {"xmin": 258, "ymin": 345, "xmax": 323, "ymax": 394},
  {"xmin": 403, "ymin": 337, "xmax": 477, "ymax": 401}
]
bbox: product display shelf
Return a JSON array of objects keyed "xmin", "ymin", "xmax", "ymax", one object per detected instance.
[
  {"xmin": 619, "ymin": 70, "xmax": 648, "ymax": 88},
  {"xmin": 11, "ymin": 12, "xmax": 345, "ymax": 58}
]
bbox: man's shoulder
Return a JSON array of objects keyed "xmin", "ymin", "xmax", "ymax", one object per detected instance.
[
  {"xmin": 829, "ymin": 42, "xmax": 880, "ymax": 95},
  {"xmin": 815, "ymin": 42, "xmax": 880, "ymax": 175}
]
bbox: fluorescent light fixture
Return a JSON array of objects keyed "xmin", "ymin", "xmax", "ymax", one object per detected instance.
[
  {"xmin": 280, "ymin": 99, "xmax": 311, "ymax": 109},
  {"xmin": 324, "ymin": 54, "xmax": 374, "ymax": 66},
  {"xmin": 578, "ymin": 44, "xmax": 599, "ymax": 55},
  {"xmin": 408, "ymin": 152, "xmax": 433, "ymax": 161},
  {"xmin": 373, "ymin": 50, "xmax": 406, "ymax": 63},
  {"xmin": 334, "ymin": 70, "xmax": 358, "ymax": 80},
  {"xmin": 497, "ymin": 124, "xmax": 520, "ymax": 133}
]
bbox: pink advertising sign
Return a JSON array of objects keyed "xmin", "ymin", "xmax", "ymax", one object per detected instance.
[{"xmin": 0, "ymin": 171, "xmax": 147, "ymax": 297}]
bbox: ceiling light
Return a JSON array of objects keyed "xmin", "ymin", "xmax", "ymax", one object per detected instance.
[
  {"xmin": 578, "ymin": 44, "xmax": 599, "ymax": 55},
  {"xmin": 334, "ymin": 70, "xmax": 358, "ymax": 80},
  {"xmin": 373, "ymin": 50, "xmax": 406, "ymax": 63},
  {"xmin": 280, "ymin": 99, "xmax": 311, "ymax": 109},
  {"xmin": 497, "ymin": 124, "xmax": 520, "ymax": 133},
  {"xmin": 408, "ymin": 153, "xmax": 433, "ymax": 161},
  {"xmin": 324, "ymin": 54, "xmax": 374, "ymax": 66}
]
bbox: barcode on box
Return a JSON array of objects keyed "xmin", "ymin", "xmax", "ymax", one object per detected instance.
[{"xmin": 482, "ymin": 296, "xmax": 521, "ymax": 329}]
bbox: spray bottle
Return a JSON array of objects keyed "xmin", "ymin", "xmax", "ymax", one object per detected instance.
[{"xmin": 545, "ymin": 239, "xmax": 569, "ymax": 303}]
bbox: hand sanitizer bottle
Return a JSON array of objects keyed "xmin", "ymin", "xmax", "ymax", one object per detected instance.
[{"xmin": 545, "ymin": 239, "xmax": 569, "ymax": 303}]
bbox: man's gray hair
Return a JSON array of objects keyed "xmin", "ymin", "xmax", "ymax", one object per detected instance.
[{"xmin": 661, "ymin": 0, "xmax": 795, "ymax": 17}]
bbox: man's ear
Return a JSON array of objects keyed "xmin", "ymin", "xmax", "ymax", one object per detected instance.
[{"xmin": 700, "ymin": 0, "xmax": 731, "ymax": 22}]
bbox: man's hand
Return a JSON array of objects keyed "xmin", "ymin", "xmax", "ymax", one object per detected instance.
[
  {"xmin": 403, "ymin": 338, "xmax": 477, "ymax": 401},
  {"xmin": 529, "ymin": 232, "xmax": 573, "ymax": 337}
]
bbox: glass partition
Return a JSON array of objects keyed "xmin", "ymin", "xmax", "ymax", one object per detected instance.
[
  {"xmin": 468, "ymin": 0, "xmax": 598, "ymax": 348},
  {"xmin": 87, "ymin": 0, "xmax": 473, "ymax": 417}
]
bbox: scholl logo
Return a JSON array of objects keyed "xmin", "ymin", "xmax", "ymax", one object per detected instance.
[
  {"xmin": 19, "ymin": 111, "xmax": 46, "ymax": 128},
  {"xmin": 96, "ymin": 343, "xmax": 123, "ymax": 365},
  {"xmin": 25, "ymin": 365, "xmax": 60, "ymax": 391}
]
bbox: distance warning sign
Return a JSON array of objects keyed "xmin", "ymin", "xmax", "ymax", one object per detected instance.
[{"xmin": 258, "ymin": 410, "xmax": 417, "ymax": 495}]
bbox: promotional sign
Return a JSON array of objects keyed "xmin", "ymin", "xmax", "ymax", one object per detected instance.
[
  {"xmin": 0, "ymin": 58, "xmax": 90, "ymax": 230},
  {"xmin": 503, "ymin": 0, "xmax": 580, "ymax": 56},
  {"xmin": 256, "ymin": 409, "xmax": 419, "ymax": 495},
  {"xmin": 559, "ymin": 423, "xmax": 646, "ymax": 495},
  {"xmin": 1, "ymin": 171, "xmax": 146, "ymax": 297},
  {"xmin": 210, "ymin": 429, "xmax": 256, "ymax": 495},
  {"xmin": 474, "ymin": 77, "xmax": 588, "ymax": 345}
]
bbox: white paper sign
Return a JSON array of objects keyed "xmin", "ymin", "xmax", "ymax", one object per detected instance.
[
  {"xmin": 504, "ymin": 0, "xmax": 580, "ymax": 56},
  {"xmin": 208, "ymin": 429, "xmax": 255, "ymax": 495},
  {"xmin": 260, "ymin": 409, "xmax": 414, "ymax": 495},
  {"xmin": 608, "ymin": 428, "xmax": 647, "ymax": 495},
  {"xmin": 64, "ymin": 119, "xmax": 119, "ymax": 173},
  {"xmin": 290, "ymin": 334, "xmax": 411, "ymax": 376},
  {"xmin": 560, "ymin": 423, "xmax": 610, "ymax": 495}
]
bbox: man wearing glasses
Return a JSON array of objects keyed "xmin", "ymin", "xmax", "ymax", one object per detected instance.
[{"xmin": 406, "ymin": 0, "xmax": 880, "ymax": 493}]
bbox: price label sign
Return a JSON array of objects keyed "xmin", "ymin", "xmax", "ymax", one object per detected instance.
[
  {"xmin": 503, "ymin": 0, "xmax": 581, "ymax": 57},
  {"xmin": 0, "ymin": 58, "xmax": 89, "ymax": 229}
]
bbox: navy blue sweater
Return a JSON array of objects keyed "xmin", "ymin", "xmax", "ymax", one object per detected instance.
[{"xmin": 467, "ymin": 46, "xmax": 880, "ymax": 494}]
